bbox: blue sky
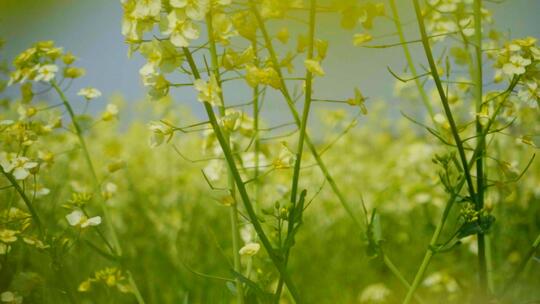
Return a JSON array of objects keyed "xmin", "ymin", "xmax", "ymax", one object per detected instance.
[{"xmin": 1, "ymin": 0, "xmax": 539, "ymax": 122}]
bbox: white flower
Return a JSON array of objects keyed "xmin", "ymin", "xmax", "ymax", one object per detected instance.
[
  {"xmin": 132, "ymin": 0, "xmax": 161, "ymax": 19},
  {"xmin": 239, "ymin": 242, "xmax": 260, "ymax": 256},
  {"xmin": 272, "ymin": 142, "xmax": 296, "ymax": 169},
  {"xmin": 148, "ymin": 121, "xmax": 173, "ymax": 148},
  {"xmin": 78, "ymin": 87, "xmax": 102, "ymax": 100},
  {"xmin": 194, "ymin": 74, "xmax": 222, "ymax": 106},
  {"xmin": 517, "ymin": 80, "xmax": 539, "ymax": 107},
  {"xmin": 359, "ymin": 283, "xmax": 391, "ymax": 303},
  {"xmin": 502, "ymin": 55, "xmax": 532, "ymax": 76},
  {"xmin": 66, "ymin": 210, "xmax": 102, "ymax": 228},
  {"xmin": 163, "ymin": 10, "xmax": 200, "ymax": 47},
  {"xmin": 0, "ymin": 153, "xmax": 38, "ymax": 180},
  {"xmin": 170, "ymin": 0, "xmax": 209, "ymax": 21},
  {"xmin": 34, "ymin": 64, "xmax": 58, "ymax": 82}
]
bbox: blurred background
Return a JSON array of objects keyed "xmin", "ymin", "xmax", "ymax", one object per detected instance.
[
  {"xmin": 1, "ymin": 0, "xmax": 539, "ymax": 120},
  {"xmin": 0, "ymin": 1, "xmax": 539, "ymax": 303}
]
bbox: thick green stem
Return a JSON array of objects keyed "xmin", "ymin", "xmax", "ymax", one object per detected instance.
[
  {"xmin": 275, "ymin": 1, "xmax": 316, "ymax": 301},
  {"xmin": 51, "ymin": 82, "xmax": 145, "ymax": 304},
  {"xmin": 472, "ymin": 0, "xmax": 488, "ymax": 294},
  {"xmin": 411, "ymin": 0, "xmax": 477, "ymax": 204},
  {"xmin": 382, "ymin": 253, "xmax": 425, "ymax": 304},
  {"xmin": 402, "ymin": 79, "xmax": 519, "ymax": 304},
  {"xmin": 182, "ymin": 47, "xmax": 301, "ymax": 302},
  {"xmin": 206, "ymin": 12, "xmax": 245, "ymax": 304}
]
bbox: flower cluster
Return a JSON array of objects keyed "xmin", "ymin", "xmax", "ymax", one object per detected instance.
[
  {"xmin": 493, "ymin": 37, "xmax": 539, "ymax": 108},
  {"xmin": 8, "ymin": 41, "xmax": 86, "ymax": 86},
  {"xmin": 422, "ymin": 0, "xmax": 492, "ymax": 42},
  {"xmin": 78, "ymin": 267, "xmax": 131, "ymax": 293}
]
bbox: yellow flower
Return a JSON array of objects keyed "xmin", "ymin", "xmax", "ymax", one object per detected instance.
[
  {"xmin": 304, "ymin": 59, "xmax": 325, "ymax": 76},
  {"xmin": 64, "ymin": 67, "xmax": 86, "ymax": 79},
  {"xmin": 212, "ymin": 13, "xmax": 236, "ymax": 44},
  {"xmin": 62, "ymin": 52, "xmax": 77, "ymax": 65},
  {"xmin": 245, "ymin": 65, "xmax": 281, "ymax": 89},
  {"xmin": 78, "ymin": 280, "xmax": 92, "ymax": 292},
  {"xmin": 276, "ymin": 28, "xmax": 289, "ymax": 44},
  {"xmin": 353, "ymin": 33, "xmax": 373, "ymax": 46},
  {"xmin": 347, "ymin": 87, "xmax": 367, "ymax": 114},
  {"xmin": 272, "ymin": 142, "xmax": 295, "ymax": 169},
  {"xmin": 0, "ymin": 229, "xmax": 18, "ymax": 243}
]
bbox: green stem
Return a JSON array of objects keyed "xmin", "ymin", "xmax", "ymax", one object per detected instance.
[
  {"xmin": 251, "ymin": 38, "xmax": 262, "ymax": 211},
  {"xmin": 411, "ymin": 0, "xmax": 477, "ymax": 206},
  {"xmin": 1, "ymin": 169, "xmax": 43, "ymax": 234},
  {"xmin": 382, "ymin": 252, "xmax": 426, "ymax": 304},
  {"xmin": 51, "ymin": 81, "xmax": 146, "ymax": 304},
  {"xmin": 402, "ymin": 79, "xmax": 519, "ymax": 304},
  {"xmin": 249, "ymin": 0, "xmax": 362, "ymax": 228},
  {"xmin": 472, "ymin": 0, "xmax": 488, "ymax": 295},
  {"xmin": 206, "ymin": 12, "xmax": 245, "ymax": 304},
  {"xmin": 275, "ymin": 1, "xmax": 316, "ymax": 301},
  {"xmin": 182, "ymin": 47, "xmax": 301, "ymax": 303},
  {"xmin": 500, "ymin": 232, "xmax": 540, "ymax": 297},
  {"xmin": 388, "ymin": 0, "xmax": 436, "ymax": 125}
]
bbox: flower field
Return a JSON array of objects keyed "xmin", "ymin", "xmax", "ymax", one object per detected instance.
[{"xmin": 0, "ymin": 0, "xmax": 539, "ymax": 303}]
